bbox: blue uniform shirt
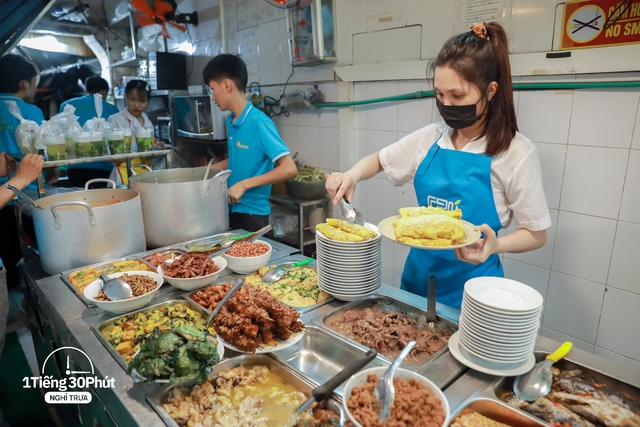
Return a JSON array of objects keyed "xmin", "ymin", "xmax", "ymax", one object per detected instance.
[
  {"xmin": 0, "ymin": 94, "xmax": 45, "ymax": 191},
  {"xmin": 60, "ymin": 95, "xmax": 119, "ymax": 128},
  {"xmin": 60, "ymin": 95, "xmax": 118, "ymax": 172},
  {"xmin": 226, "ymin": 103, "xmax": 290, "ymax": 216}
]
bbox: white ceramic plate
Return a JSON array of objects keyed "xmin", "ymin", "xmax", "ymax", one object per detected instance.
[
  {"xmin": 317, "ymin": 266, "xmax": 382, "ymax": 280},
  {"xmin": 460, "ymin": 311, "xmax": 540, "ymax": 335},
  {"xmin": 218, "ymin": 325, "xmax": 305, "ymax": 354},
  {"xmin": 448, "ymin": 332, "xmax": 535, "ymax": 376},
  {"xmin": 316, "ymin": 249, "xmax": 382, "ymax": 261},
  {"xmin": 378, "ymin": 215, "xmax": 481, "ymax": 250},
  {"xmin": 318, "ymin": 281, "xmax": 381, "ymax": 295},
  {"xmin": 456, "ymin": 332, "xmax": 534, "ymax": 363},
  {"xmin": 326, "ymin": 288, "xmax": 381, "ymax": 301},
  {"xmin": 464, "ymin": 277, "xmax": 543, "ymax": 312},
  {"xmin": 462, "ymin": 297, "xmax": 542, "ymax": 320},
  {"xmin": 458, "ymin": 330, "xmax": 536, "ymax": 358},
  {"xmin": 459, "ymin": 320, "xmax": 540, "ymax": 344},
  {"xmin": 317, "ymin": 278, "xmax": 382, "ymax": 290}
]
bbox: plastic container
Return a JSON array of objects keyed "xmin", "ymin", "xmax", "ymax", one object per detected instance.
[{"xmin": 135, "ymin": 127, "xmax": 154, "ymax": 152}]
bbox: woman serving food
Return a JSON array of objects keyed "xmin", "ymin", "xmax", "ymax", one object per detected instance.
[{"xmin": 326, "ymin": 22, "xmax": 551, "ymax": 309}]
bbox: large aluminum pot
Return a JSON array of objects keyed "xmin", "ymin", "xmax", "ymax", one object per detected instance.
[
  {"xmin": 32, "ymin": 179, "xmax": 146, "ymax": 275},
  {"xmin": 129, "ymin": 161, "xmax": 231, "ymax": 248}
]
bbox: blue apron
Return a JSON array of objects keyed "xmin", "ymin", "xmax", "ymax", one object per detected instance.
[{"xmin": 400, "ymin": 135, "xmax": 503, "ymax": 309}]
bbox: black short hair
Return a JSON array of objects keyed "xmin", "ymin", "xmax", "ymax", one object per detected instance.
[
  {"xmin": 202, "ymin": 54, "xmax": 248, "ymax": 93},
  {"xmin": 85, "ymin": 76, "xmax": 109, "ymax": 94},
  {"xmin": 0, "ymin": 54, "xmax": 39, "ymax": 94},
  {"xmin": 124, "ymin": 79, "xmax": 150, "ymax": 102}
]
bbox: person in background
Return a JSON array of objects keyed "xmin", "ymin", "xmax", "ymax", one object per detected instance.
[
  {"xmin": 59, "ymin": 76, "xmax": 119, "ymax": 126},
  {"xmin": 325, "ymin": 22, "xmax": 551, "ymax": 310},
  {"xmin": 203, "ymin": 54, "xmax": 297, "ymax": 232},
  {"xmin": 0, "ymin": 54, "xmax": 45, "ymax": 287},
  {"xmin": 107, "ymin": 79, "xmax": 164, "ymax": 186},
  {"xmin": 60, "ymin": 76, "xmax": 118, "ymax": 186}
]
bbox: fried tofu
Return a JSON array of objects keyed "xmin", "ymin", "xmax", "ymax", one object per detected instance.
[
  {"xmin": 399, "ymin": 206, "xmax": 462, "ymax": 219},
  {"xmin": 393, "ymin": 214, "xmax": 465, "ymax": 245},
  {"xmin": 325, "ymin": 218, "xmax": 378, "ymax": 239}
]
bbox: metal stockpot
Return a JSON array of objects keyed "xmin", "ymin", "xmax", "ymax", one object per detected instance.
[
  {"xmin": 32, "ymin": 179, "xmax": 146, "ymax": 275},
  {"xmin": 128, "ymin": 161, "xmax": 231, "ymax": 248}
]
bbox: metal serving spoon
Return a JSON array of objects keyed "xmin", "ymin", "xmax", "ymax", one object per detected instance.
[
  {"xmin": 6, "ymin": 184, "xmax": 39, "ymax": 209},
  {"xmin": 99, "ymin": 274, "xmax": 132, "ymax": 301},
  {"xmin": 514, "ymin": 341, "xmax": 573, "ymax": 402},
  {"xmin": 261, "ymin": 258, "xmax": 315, "ymax": 284},
  {"xmin": 373, "ymin": 341, "xmax": 416, "ymax": 422}
]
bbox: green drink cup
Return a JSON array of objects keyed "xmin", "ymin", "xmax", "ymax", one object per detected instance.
[
  {"xmin": 91, "ymin": 131, "xmax": 105, "ymax": 156},
  {"xmin": 73, "ymin": 132, "xmax": 94, "ymax": 158},
  {"xmin": 135, "ymin": 127, "xmax": 154, "ymax": 152},
  {"xmin": 106, "ymin": 129, "xmax": 127, "ymax": 154},
  {"xmin": 45, "ymin": 135, "xmax": 66, "ymax": 160}
]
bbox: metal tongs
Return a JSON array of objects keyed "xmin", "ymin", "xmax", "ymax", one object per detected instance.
[
  {"xmin": 339, "ymin": 197, "xmax": 364, "ymax": 226},
  {"xmin": 206, "ymin": 278, "xmax": 244, "ymax": 327},
  {"xmin": 373, "ymin": 341, "xmax": 416, "ymax": 423}
]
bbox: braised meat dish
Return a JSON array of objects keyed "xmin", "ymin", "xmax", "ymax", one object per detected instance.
[
  {"xmin": 326, "ymin": 307, "xmax": 452, "ymax": 363},
  {"xmin": 161, "ymin": 252, "xmax": 220, "ymax": 278}
]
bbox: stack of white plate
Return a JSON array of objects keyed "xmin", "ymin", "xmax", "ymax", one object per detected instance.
[
  {"xmin": 448, "ymin": 277, "xmax": 543, "ymax": 376},
  {"xmin": 315, "ymin": 222, "xmax": 382, "ymax": 301}
]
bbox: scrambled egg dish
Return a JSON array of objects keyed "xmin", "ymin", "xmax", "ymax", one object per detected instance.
[
  {"xmin": 245, "ymin": 266, "xmax": 330, "ymax": 307},
  {"xmin": 393, "ymin": 206, "xmax": 466, "ymax": 246},
  {"xmin": 316, "ymin": 218, "xmax": 377, "ymax": 242}
]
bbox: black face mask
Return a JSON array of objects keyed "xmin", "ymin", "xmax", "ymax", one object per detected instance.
[{"xmin": 436, "ymin": 97, "xmax": 486, "ymax": 129}]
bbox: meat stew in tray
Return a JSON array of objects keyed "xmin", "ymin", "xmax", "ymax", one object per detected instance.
[
  {"xmin": 318, "ymin": 296, "xmax": 457, "ymax": 365},
  {"xmin": 493, "ymin": 353, "xmax": 640, "ymax": 427}
]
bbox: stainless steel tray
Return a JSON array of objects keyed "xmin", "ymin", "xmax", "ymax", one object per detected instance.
[
  {"xmin": 181, "ymin": 232, "xmax": 242, "ymax": 251},
  {"xmin": 145, "ymin": 353, "xmax": 346, "ymax": 427},
  {"xmin": 313, "ymin": 295, "xmax": 458, "ymax": 371},
  {"xmin": 88, "ymin": 299, "xmax": 210, "ymax": 373},
  {"xmin": 449, "ymin": 392, "xmax": 548, "ymax": 427},
  {"xmin": 140, "ymin": 247, "xmax": 188, "ymax": 267},
  {"xmin": 60, "ymin": 256, "xmax": 158, "ymax": 308},
  {"xmin": 489, "ymin": 351, "xmax": 640, "ymax": 425},
  {"xmin": 271, "ymin": 324, "xmax": 388, "ymax": 398}
]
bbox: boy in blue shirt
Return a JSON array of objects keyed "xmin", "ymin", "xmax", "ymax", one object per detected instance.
[
  {"xmin": 203, "ymin": 54, "xmax": 297, "ymax": 232},
  {"xmin": 0, "ymin": 54, "xmax": 45, "ymax": 286},
  {"xmin": 60, "ymin": 76, "xmax": 117, "ymax": 182}
]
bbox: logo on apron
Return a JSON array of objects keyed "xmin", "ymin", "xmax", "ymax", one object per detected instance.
[{"xmin": 426, "ymin": 195, "xmax": 461, "ymax": 211}]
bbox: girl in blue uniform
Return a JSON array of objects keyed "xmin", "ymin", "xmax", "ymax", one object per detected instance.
[{"xmin": 326, "ymin": 22, "xmax": 551, "ymax": 310}]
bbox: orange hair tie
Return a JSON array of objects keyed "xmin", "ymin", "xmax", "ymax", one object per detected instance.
[{"xmin": 471, "ymin": 22, "xmax": 489, "ymax": 40}]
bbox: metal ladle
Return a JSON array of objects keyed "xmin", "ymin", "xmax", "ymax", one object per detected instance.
[
  {"xmin": 6, "ymin": 184, "xmax": 39, "ymax": 209},
  {"xmin": 100, "ymin": 274, "xmax": 133, "ymax": 301},
  {"xmin": 513, "ymin": 341, "xmax": 573, "ymax": 401}
]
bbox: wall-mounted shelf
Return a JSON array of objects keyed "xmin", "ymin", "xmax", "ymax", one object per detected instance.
[{"xmin": 110, "ymin": 57, "xmax": 139, "ymax": 68}]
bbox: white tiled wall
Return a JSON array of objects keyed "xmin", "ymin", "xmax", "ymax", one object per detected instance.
[{"xmin": 178, "ymin": 0, "xmax": 640, "ymax": 370}]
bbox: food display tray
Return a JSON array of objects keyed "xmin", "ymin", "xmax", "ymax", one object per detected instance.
[
  {"xmin": 312, "ymin": 295, "xmax": 459, "ymax": 372},
  {"xmin": 88, "ymin": 299, "xmax": 210, "ymax": 373},
  {"xmin": 449, "ymin": 392, "xmax": 548, "ymax": 427},
  {"xmin": 145, "ymin": 353, "xmax": 346, "ymax": 427},
  {"xmin": 181, "ymin": 232, "xmax": 242, "ymax": 252},
  {"xmin": 140, "ymin": 247, "xmax": 188, "ymax": 267},
  {"xmin": 487, "ymin": 351, "xmax": 640, "ymax": 426},
  {"xmin": 182, "ymin": 274, "xmax": 335, "ymax": 315},
  {"xmin": 60, "ymin": 256, "xmax": 158, "ymax": 308},
  {"xmin": 271, "ymin": 324, "xmax": 388, "ymax": 398}
]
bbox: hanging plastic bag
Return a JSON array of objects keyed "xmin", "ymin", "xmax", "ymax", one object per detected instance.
[
  {"xmin": 5, "ymin": 100, "xmax": 41, "ymax": 155},
  {"xmin": 82, "ymin": 94, "xmax": 111, "ymax": 157},
  {"xmin": 51, "ymin": 104, "xmax": 83, "ymax": 159},
  {"xmin": 280, "ymin": 86, "xmax": 325, "ymax": 110},
  {"xmin": 35, "ymin": 120, "xmax": 66, "ymax": 160}
]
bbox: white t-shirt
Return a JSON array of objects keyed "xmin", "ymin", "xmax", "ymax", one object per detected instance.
[
  {"xmin": 107, "ymin": 109, "xmax": 152, "ymax": 129},
  {"xmin": 379, "ymin": 122, "xmax": 551, "ymax": 231}
]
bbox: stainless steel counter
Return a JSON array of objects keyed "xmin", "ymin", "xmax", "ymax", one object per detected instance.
[{"xmin": 20, "ymin": 242, "xmax": 640, "ymax": 427}]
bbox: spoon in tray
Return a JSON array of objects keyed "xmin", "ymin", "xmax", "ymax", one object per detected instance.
[
  {"xmin": 374, "ymin": 341, "xmax": 416, "ymax": 423},
  {"xmin": 99, "ymin": 274, "xmax": 132, "ymax": 301},
  {"xmin": 513, "ymin": 341, "xmax": 573, "ymax": 401},
  {"xmin": 206, "ymin": 278, "xmax": 244, "ymax": 327},
  {"xmin": 261, "ymin": 258, "xmax": 315, "ymax": 284}
]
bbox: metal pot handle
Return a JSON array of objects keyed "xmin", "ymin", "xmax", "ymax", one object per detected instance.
[
  {"xmin": 204, "ymin": 169, "xmax": 231, "ymax": 197},
  {"xmin": 51, "ymin": 201, "xmax": 96, "ymax": 230},
  {"xmin": 84, "ymin": 178, "xmax": 116, "ymax": 190},
  {"xmin": 203, "ymin": 158, "xmax": 216, "ymax": 181},
  {"xmin": 130, "ymin": 164, "xmax": 152, "ymax": 176}
]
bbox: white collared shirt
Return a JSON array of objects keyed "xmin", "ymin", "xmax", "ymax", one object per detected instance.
[{"xmin": 107, "ymin": 108, "xmax": 152, "ymax": 129}]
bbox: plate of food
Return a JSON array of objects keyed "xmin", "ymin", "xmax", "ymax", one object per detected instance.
[
  {"xmin": 190, "ymin": 283, "xmax": 306, "ymax": 353},
  {"xmin": 378, "ymin": 206, "xmax": 481, "ymax": 250}
]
